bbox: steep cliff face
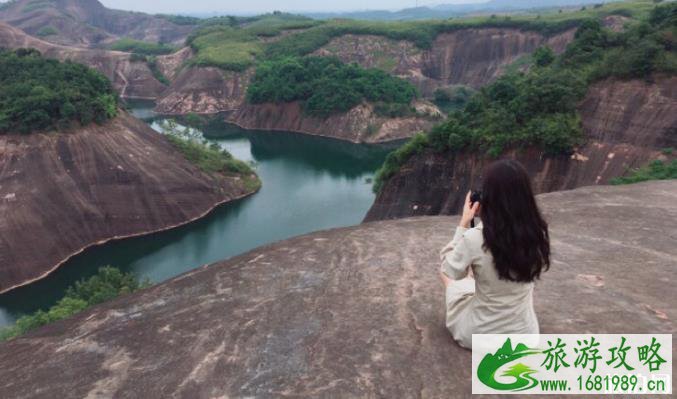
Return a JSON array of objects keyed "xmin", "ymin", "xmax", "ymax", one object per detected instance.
[
  {"xmin": 364, "ymin": 76, "xmax": 677, "ymax": 221},
  {"xmin": 0, "ymin": 181, "xmax": 674, "ymax": 397},
  {"xmin": 0, "ymin": 22, "xmax": 166, "ymax": 98},
  {"xmin": 314, "ymin": 28, "xmax": 575, "ymax": 96},
  {"xmin": 0, "ymin": 112, "xmax": 258, "ymax": 294},
  {"xmin": 225, "ymin": 101, "xmax": 440, "ymax": 143},
  {"xmin": 155, "ymin": 66, "xmax": 253, "ymax": 114},
  {"xmin": 156, "ymin": 27, "xmax": 575, "ymax": 142},
  {"xmin": 0, "ymin": 0, "xmax": 194, "ymax": 47}
]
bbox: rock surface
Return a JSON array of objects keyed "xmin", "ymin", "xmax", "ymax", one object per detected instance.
[
  {"xmin": 365, "ymin": 75, "xmax": 677, "ymax": 221},
  {"xmin": 0, "ymin": 181, "xmax": 675, "ymax": 398},
  {"xmin": 225, "ymin": 101, "xmax": 440, "ymax": 144},
  {"xmin": 155, "ymin": 66, "xmax": 254, "ymax": 114},
  {"xmin": 0, "ymin": 112, "xmax": 257, "ymax": 293},
  {"xmin": 0, "ymin": 22, "xmax": 166, "ymax": 98},
  {"xmin": 314, "ymin": 28, "xmax": 574, "ymax": 96}
]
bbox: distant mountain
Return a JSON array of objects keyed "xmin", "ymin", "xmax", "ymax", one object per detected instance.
[
  {"xmin": 0, "ymin": 0, "xmax": 195, "ymax": 47},
  {"xmin": 306, "ymin": 0, "xmax": 620, "ymax": 20}
]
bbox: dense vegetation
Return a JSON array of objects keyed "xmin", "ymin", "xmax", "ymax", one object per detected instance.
[
  {"xmin": 373, "ymin": 1, "xmax": 677, "ymax": 192},
  {"xmin": 432, "ymin": 86, "xmax": 476, "ymax": 113},
  {"xmin": 247, "ymin": 56, "xmax": 418, "ymax": 117},
  {"xmin": 610, "ymin": 159, "xmax": 677, "ymax": 185},
  {"xmin": 110, "ymin": 38, "xmax": 176, "ymax": 55},
  {"xmin": 0, "ymin": 49, "xmax": 118, "ymax": 134},
  {"xmin": 161, "ymin": 120, "xmax": 261, "ymax": 191},
  {"xmin": 0, "ymin": 267, "xmax": 149, "ymax": 341}
]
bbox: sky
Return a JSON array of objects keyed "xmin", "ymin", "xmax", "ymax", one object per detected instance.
[{"xmin": 97, "ymin": 0, "xmax": 488, "ymax": 15}]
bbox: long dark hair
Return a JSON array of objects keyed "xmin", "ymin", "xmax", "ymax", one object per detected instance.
[{"xmin": 480, "ymin": 159, "xmax": 550, "ymax": 282}]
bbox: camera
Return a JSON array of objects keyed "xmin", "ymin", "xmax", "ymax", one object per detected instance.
[
  {"xmin": 469, "ymin": 190, "xmax": 482, "ymax": 228},
  {"xmin": 470, "ymin": 190, "xmax": 482, "ymax": 205}
]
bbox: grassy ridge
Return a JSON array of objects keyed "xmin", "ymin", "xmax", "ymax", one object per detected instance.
[
  {"xmin": 110, "ymin": 38, "xmax": 176, "ymax": 55},
  {"xmin": 184, "ymin": 1, "xmax": 659, "ymax": 72},
  {"xmin": 185, "ymin": 13, "xmax": 318, "ymax": 71},
  {"xmin": 372, "ymin": 2, "xmax": 677, "ymax": 193}
]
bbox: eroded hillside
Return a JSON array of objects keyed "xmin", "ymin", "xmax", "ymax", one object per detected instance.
[
  {"xmin": 365, "ymin": 76, "xmax": 677, "ymax": 221},
  {"xmin": 0, "ymin": 22, "xmax": 166, "ymax": 98},
  {"xmin": 0, "ymin": 0, "xmax": 194, "ymax": 47},
  {"xmin": 0, "ymin": 111, "xmax": 259, "ymax": 293}
]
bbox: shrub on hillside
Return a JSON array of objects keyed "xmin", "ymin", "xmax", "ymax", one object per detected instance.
[
  {"xmin": 0, "ymin": 49, "xmax": 118, "ymax": 134},
  {"xmin": 247, "ymin": 56, "xmax": 417, "ymax": 117}
]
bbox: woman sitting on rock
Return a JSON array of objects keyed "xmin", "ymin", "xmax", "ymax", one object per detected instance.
[{"xmin": 439, "ymin": 159, "xmax": 550, "ymax": 349}]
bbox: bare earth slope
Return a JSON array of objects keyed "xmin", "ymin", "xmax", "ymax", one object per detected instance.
[
  {"xmin": 0, "ymin": 0, "xmax": 193, "ymax": 47},
  {"xmin": 0, "ymin": 112, "xmax": 257, "ymax": 293},
  {"xmin": 365, "ymin": 75, "xmax": 677, "ymax": 221},
  {"xmin": 0, "ymin": 22, "xmax": 166, "ymax": 98},
  {"xmin": 0, "ymin": 181, "xmax": 674, "ymax": 398}
]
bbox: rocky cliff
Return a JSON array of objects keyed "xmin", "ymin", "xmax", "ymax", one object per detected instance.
[
  {"xmin": 0, "ymin": 111, "xmax": 258, "ymax": 294},
  {"xmin": 155, "ymin": 66, "xmax": 441, "ymax": 143},
  {"xmin": 0, "ymin": 181, "xmax": 674, "ymax": 398},
  {"xmin": 225, "ymin": 101, "xmax": 441, "ymax": 144},
  {"xmin": 365, "ymin": 75, "xmax": 677, "ymax": 221},
  {"xmin": 154, "ymin": 26, "xmax": 575, "ymax": 143},
  {"xmin": 0, "ymin": 0, "xmax": 194, "ymax": 47},
  {"xmin": 0, "ymin": 22, "xmax": 166, "ymax": 98},
  {"xmin": 155, "ymin": 66, "xmax": 254, "ymax": 114},
  {"xmin": 314, "ymin": 28, "xmax": 575, "ymax": 96}
]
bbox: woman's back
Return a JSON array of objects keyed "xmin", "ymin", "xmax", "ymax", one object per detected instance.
[
  {"xmin": 440, "ymin": 223, "xmax": 539, "ymax": 349},
  {"xmin": 438, "ymin": 159, "xmax": 549, "ymax": 349}
]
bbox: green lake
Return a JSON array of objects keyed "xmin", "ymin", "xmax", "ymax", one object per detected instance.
[{"xmin": 0, "ymin": 102, "xmax": 397, "ymax": 327}]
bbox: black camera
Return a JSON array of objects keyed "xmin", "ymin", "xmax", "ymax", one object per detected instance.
[
  {"xmin": 469, "ymin": 190, "xmax": 482, "ymax": 228},
  {"xmin": 470, "ymin": 190, "xmax": 482, "ymax": 205}
]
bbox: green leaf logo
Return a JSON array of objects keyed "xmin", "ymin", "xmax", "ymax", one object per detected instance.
[{"xmin": 477, "ymin": 338, "xmax": 541, "ymax": 391}]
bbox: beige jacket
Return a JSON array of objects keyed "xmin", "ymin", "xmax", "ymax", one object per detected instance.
[{"xmin": 440, "ymin": 223, "xmax": 539, "ymax": 349}]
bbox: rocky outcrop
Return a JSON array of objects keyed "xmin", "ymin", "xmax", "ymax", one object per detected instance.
[
  {"xmin": 226, "ymin": 101, "xmax": 440, "ymax": 143},
  {"xmin": 155, "ymin": 47, "xmax": 194, "ymax": 81},
  {"xmin": 0, "ymin": 111, "xmax": 258, "ymax": 294},
  {"xmin": 155, "ymin": 66, "xmax": 440, "ymax": 143},
  {"xmin": 0, "ymin": 181, "xmax": 675, "ymax": 397},
  {"xmin": 364, "ymin": 76, "xmax": 677, "ymax": 221},
  {"xmin": 0, "ymin": 0, "xmax": 194, "ymax": 47},
  {"xmin": 0, "ymin": 22, "xmax": 166, "ymax": 98},
  {"xmin": 314, "ymin": 28, "xmax": 575, "ymax": 96},
  {"xmin": 155, "ymin": 66, "xmax": 254, "ymax": 114}
]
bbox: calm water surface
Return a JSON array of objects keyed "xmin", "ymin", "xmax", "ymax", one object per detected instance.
[{"xmin": 0, "ymin": 102, "xmax": 397, "ymax": 327}]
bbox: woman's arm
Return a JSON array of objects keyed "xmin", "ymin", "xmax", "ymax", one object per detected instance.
[
  {"xmin": 439, "ymin": 192, "xmax": 480, "ymax": 280},
  {"xmin": 440, "ymin": 227, "xmax": 474, "ymax": 280}
]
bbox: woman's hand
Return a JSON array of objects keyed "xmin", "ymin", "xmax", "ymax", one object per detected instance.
[{"xmin": 459, "ymin": 191, "xmax": 480, "ymax": 228}]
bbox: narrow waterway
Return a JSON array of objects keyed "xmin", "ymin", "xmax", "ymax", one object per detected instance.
[{"xmin": 0, "ymin": 102, "xmax": 398, "ymax": 327}]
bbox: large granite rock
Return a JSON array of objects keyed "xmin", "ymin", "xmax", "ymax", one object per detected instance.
[
  {"xmin": 0, "ymin": 181, "xmax": 675, "ymax": 398},
  {"xmin": 0, "ymin": 111, "xmax": 258, "ymax": 293}
]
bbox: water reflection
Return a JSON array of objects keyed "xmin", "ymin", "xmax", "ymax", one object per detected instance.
[{"xmin": 0, "ymin": 102, "xmax": 397, "ymax": 327}]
